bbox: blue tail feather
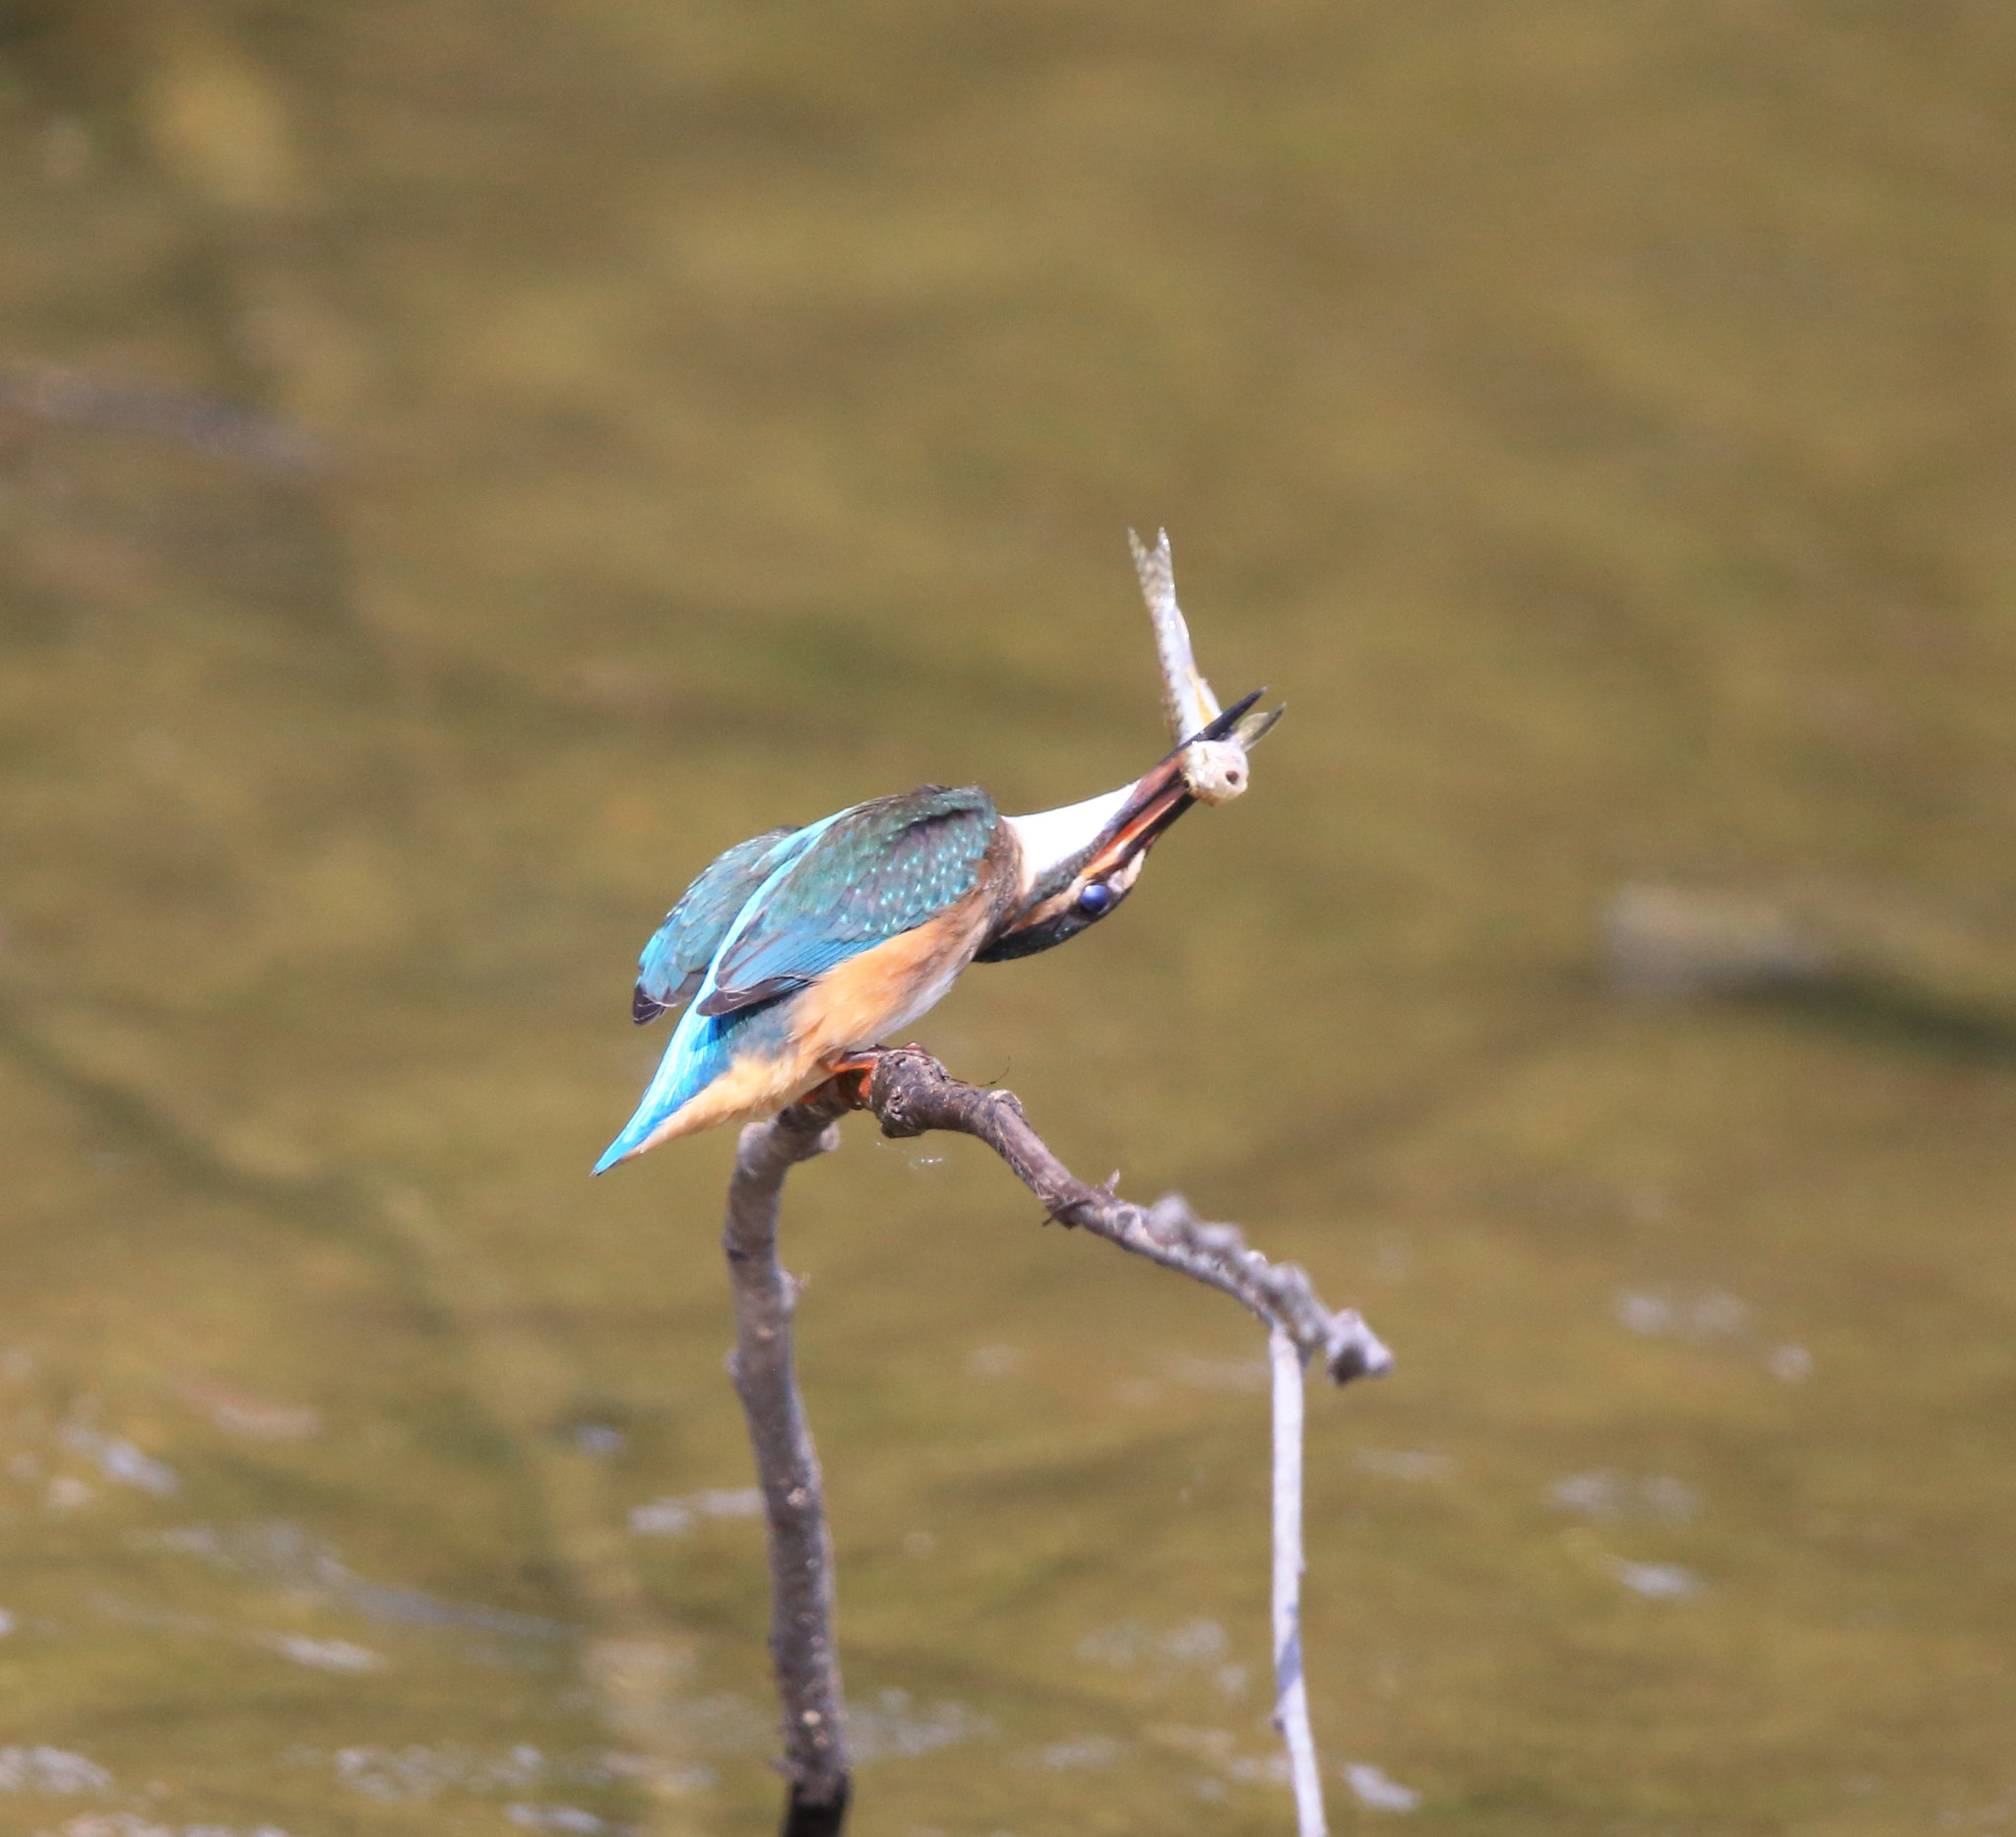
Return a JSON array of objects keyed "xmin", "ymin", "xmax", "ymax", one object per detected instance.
[
  {"xmin": 593, "ymin": 1004, "xmax": 724, "ymax": 1173},
  {"xmin": 596, "ymin": 805, "xmax": 857, "ymax": 1173},
  {"xmin": 592, "ymin": 1000, "xmax": 788, "ymax": 1173}
]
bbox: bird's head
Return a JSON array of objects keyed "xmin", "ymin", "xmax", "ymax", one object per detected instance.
[{"xmin": 976, "ymin": 690, "xmax": 1275, "ymax": 963}]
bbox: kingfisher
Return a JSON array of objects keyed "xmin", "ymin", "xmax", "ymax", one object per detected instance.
[{"xmin": 593, "ymin": 533, "xmax": 1280, "ymax": 1174}]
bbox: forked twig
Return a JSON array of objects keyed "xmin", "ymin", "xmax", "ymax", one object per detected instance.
[{"xmin": 724, "ymin": 1045, "xmax": 1391, "ymax": 1836}]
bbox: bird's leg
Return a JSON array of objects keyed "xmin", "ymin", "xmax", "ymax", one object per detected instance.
[{"xmin": 785, "ymin": 1050, "xmax": 888, "ymax": 1123}]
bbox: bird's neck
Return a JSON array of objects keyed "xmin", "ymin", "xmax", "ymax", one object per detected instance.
[{"xmin": 1002, "ymin": 784, "xmax": 1132, "ymax": 899}]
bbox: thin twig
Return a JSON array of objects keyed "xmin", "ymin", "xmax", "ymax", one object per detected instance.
[
  {"xmin": 1271, "ymin": 1327, "xmax": 1327, "ymax": 1835},
  {"xmin": 724, "ymin": 1108, "xmax": 852, "ymax": 1831}
]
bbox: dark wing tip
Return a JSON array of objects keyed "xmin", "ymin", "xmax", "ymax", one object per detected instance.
[
  {"xmin": 696, "ymin": 974, "xmax": 809, "ymax": 1019},
  {"xmin": 634, "ymin": 969, "xmax": 707, "ymax": 1024}
]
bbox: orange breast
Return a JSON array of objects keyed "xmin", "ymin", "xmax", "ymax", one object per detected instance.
[{"xmin": 787, "ymin": 893, "xmax": 996, "ymax": 1065}]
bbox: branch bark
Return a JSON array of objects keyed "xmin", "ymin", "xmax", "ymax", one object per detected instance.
[
  {"xmin": 724, "ymin": 1108, "xmax": 852, "ymax": 1832},
  {"xmin": 831, "ymin": 1045, "xmax": 1391, "ymax": 1385},
  {"xmin": 724, "ymin": 1045, "xmax": 1392, "ymax": 1837}
]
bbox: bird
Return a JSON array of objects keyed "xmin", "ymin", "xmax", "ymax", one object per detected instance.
[{"xmin": 593, "ymin": 533, "xmax": 1280, "ymax": 1174}]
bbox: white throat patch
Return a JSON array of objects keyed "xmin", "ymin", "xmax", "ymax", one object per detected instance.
[{"xmin": 1002, "ymin": 785, "xmax": 1132, "ymax": 889}]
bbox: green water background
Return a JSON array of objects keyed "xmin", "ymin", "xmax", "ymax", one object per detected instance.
[{"xmin": 2, "ymin": 3, "xmax": 2015, "ymax": 1831}]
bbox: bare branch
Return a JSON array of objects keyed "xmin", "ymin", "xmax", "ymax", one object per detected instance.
[
  {"xmin": 724, "ymin": 1108, "xmax": 852, "ymax": 1828},
  {"xmin": 799, "ymin": 1045, "xmax": 1392, "ymax": 1386},
  {"xmin": 728, "ymin": 1045, "xmax": 1391, "ymax": 1835}
]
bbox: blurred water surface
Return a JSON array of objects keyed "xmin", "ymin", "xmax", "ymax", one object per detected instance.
[{"xmin": 3, "ymin": 3, "xmax": 2016, "ymax": 1832}]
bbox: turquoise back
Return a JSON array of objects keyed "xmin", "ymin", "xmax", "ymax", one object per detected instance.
[
  {"xmin": 701, "ymin": 786, "xmax": 996, "ymax": 1015},
  {"xmin": 634, "ymin": 826, "xmax": 799, "ymax": 1019}
]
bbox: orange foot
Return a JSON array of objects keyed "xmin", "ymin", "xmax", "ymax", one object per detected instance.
[{"xmin": 816, "ymin": 1048, "xmax": 888, "ymax": 1109}]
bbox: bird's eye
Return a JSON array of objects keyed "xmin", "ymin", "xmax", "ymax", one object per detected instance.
[{"xmin": 1077, "ymin": 882, "xmax": 1114, "ymax": 917}]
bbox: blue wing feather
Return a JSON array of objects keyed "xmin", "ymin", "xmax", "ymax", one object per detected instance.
[
  {"xmin": 700, "ymin": 788, "xmax": 996, "ymax": 1017},
  {"xmin": 633, "ymin": 826, "xmax": 801, "ymax": 1022}
]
